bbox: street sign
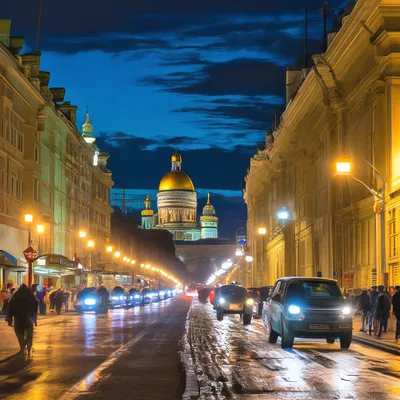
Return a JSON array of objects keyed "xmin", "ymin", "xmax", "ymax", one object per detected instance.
[{"xmin": 23, "ymin": 246, "xmax": 38, "ymax": 263}]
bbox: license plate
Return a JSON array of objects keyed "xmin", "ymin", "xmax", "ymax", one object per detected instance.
[
  {"xmin": 309, "ymin": 324, "xmax": 330, "ymax": 330},
  {"xmin": 229, "ymin": 304, "xmax": 242, "ymax": 311}
]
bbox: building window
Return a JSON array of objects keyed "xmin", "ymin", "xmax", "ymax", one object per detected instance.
[
  {"xmin": 389, "ymin": 209, "xmax": 398, "ymax": 258},
  {"xmin": 34, "ymin": 178, "xmax": 40, "ymax": 202},
  {"xmin": 34, "ymin": 145, "xmax": 40, "ymax": 163}
]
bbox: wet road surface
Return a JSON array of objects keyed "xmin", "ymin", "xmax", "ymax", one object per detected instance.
[
  {"xmin": 0, "ymin": 295, "xmax": 191, "ymax": 400},
  {"xmin": 188, "ymin": 300, "xmax": 400, "ymax": 399}
]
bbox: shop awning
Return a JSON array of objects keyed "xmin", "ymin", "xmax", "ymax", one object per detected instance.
[
  {"xmin": 0, "ymin": 250, "xmax": 27, "ymax": 272},
  {"xmin": 33, "ymin": 254, "xmax": 80, "ymax": 277}
]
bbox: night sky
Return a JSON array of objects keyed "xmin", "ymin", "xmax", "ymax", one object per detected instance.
[{"xmin": 1, "ymin": 0, "xmax": 345, "ymax": 238}]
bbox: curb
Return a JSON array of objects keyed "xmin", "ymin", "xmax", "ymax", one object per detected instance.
[
  {"xmin": 352, "ymin": 335, "xmax": 400, "ymax": 356},
  {"xmin": 179, "ymin": 306, "xmax": 200, "ymax": 400}
]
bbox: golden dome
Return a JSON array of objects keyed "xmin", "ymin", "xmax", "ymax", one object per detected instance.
[{"xmin": 159, "ymin": 171, "xmax": 195, "ymax": 192}]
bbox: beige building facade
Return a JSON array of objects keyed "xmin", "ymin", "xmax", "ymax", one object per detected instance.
[
  {"xmin": 0, "ymin": 20, "xmax": 114, "ymax": 288},
  {"xmin": 244, "ymin": 0, "xmax": 400, "ymax": 290}
]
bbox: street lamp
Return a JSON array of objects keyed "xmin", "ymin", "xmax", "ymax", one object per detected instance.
[
  {"xmin": 106, "ymin": 245, "xmax": 113, "ymax": 253},
  {"xmin": 335, "ymin": 158, "xmax": 386, "ymax": 282},
  {"xmin": 245, "ymin": 255, "xmax": 254, "ymax": 263},
  {"xmin": 79, "ymin": 231, "xmax": 87, "ymax": 238},
  {"xmin": 277, "ymin": 207, "xmax": 289, "ymax": 222},
  {"xmin": 258, "ymin": 227, "xmax": 267, "ymax": 235},
  {"xmin": 24, "ymin": 214, "xmax": 34, "ymax": 287},
  {"xmin": 114, "ymin": 251, "xmax": 121, "ymax": 258},
  {"xmin": 131, "ymin": 260, "xmax": 136, "ymax": 265}
]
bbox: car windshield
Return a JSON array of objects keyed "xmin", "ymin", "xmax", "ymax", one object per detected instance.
[
  {"xmin": 219, "ymin": 286, "xmax": 247, "ymax": 301},
  {"xmin": 287, "ymin": 280, "xmax": 342, "ymax": 303},
  {"xmin": 77, "ymin": 288, "xmax": 96, "ymax": 300}
]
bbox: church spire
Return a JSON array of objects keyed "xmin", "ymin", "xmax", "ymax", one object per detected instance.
[{"xmin": 82, "ymin": 106, "xmax": 96, "ymax": 144}]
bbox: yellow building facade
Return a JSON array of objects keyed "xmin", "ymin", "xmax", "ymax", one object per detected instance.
[
  {"xmin": 0, "ymin": 20, "xmax": 114, "ymax": 288},
  {"xmin": 244, "ymin": 0, "xmax": 400, "ymax": 290}
]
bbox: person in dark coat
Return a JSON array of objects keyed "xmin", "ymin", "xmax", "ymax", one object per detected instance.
[
  {"xmin": 392, "ymin": 286, "xmax": 400, "ymax": 343},
  {"xmin": 37, "ymin": 287, "xmax": 47, "ymax": 315},
  {"xmin": 53, "ymin": 289, "xmax": 64, "ymax": 314},
  {"xmin": 7, "ymin": 284, "xmax": 37, "ymax": 358},
  {"xmin": 369, "ymin": 286, "xmax": 378, "ymax": 335},
  {"xmin": 375, "ymin": 286, "xmax": 391, "ymax": 337},
  {"xmin": 358, "ymin": 290, "xmax": 370, "ymax": 332}
]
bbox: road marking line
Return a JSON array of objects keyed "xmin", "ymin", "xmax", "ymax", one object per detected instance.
[{"xmin": 59, "ymin": 321, "xmax": 158, "ymax": 399}]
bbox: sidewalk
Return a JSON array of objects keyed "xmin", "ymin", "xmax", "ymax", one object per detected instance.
[{"xmin": 352, "ymin": 315, "xmax": 400, "ymax": 356}]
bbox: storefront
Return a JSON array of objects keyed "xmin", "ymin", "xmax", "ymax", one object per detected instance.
[
  {"xmin": 0, "ymin": 250, "xmax": 27, "ymax": 288},
  {"xmin": 33, "ymin": 254, "xmax": 81, "ymax": 289}
]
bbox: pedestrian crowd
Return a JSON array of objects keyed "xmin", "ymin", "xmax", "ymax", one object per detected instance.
[{"xmin": 357, "ymin": 285, "xmax": 400, "ymax": 343}]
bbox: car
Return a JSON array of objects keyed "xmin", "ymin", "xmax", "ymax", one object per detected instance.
[
  {"xmin": 141, "ymin": 288, "xmax": 152, "ymax": 305},
  {"xmin": 248, "ymin": 286, "xmax": 274, "ymax": 318},
  {"xmin": 110, "ymin": 286, "xmax": 126, "ymax": 309},
  {"xmin": 74, "ymin": 287, "xmax": 109, "ymax": 314},
  {"xmin": 125, "ymin": 288, "xmax": 142, "ymax": 307},
  {"xmin": 214, "ymin": 284, "xmax": 254, "ymax": 325},
  {"xmin": 263, "ymin": 277, "xmax": 353, "ymax": 349}
]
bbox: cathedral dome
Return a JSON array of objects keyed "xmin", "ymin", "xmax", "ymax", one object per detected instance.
[{"xmin": 159, "ymin": 171, "xmax": 194, "ymax": 192}]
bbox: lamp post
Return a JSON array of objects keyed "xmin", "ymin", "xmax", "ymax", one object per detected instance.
[
  {"xmin": 24, "ymin": 214, "xmax": 34, "ymax": 287},
  {"xmin": 257, "ymin": 227, "xmax": 267, "ymax": 286},
  {"xmin": 336, "ymin": 160, "xmax": 386, "ymax": 284},
  {"xmin": 277, "ymin": 207, "xmax": 289, "ymax": 227}
]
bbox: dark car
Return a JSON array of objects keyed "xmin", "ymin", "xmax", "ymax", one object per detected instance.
[
  {"xmin": 110, "ymin": 286, "xmax": 126, "ymax": 309},
  {"xmin": 263, "ymin": 277, "xmax": 353, "ymax": 349},
  {"xmin": 127, "ymin": 288, "xmax": 142, "ymax": 306},
  {"xmin": 74, "ymin": 287, "xmax": 109, "ymax": 314},
  {"xmin": 141, "ymin": 288, "xmax": 152, "ymax": 305},
  {"xmin": 215, "ymin": 284, "xmax": 254, "ymax": 325},
  {"xmin": 248, "ymin": 286, "xmax": 274, "ymax": 318}
]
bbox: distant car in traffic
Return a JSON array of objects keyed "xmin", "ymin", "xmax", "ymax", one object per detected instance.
[
  {"xmin": 215, "ymin": 284, "xmax": 254, "ymax": 325},
  {"xmin": 263, "ymin": 277, "xmax": 353, "ymax": 349},
  {"xmin": 74, "ymin": 287, "xmax": 109, "ymax": 314},
  {"xmin": 125, "ymin": 288, "xmax": 142, "ymax": 307},
  {"xmin": 110, "ymin": 286, "xmax": 126, "ymax": 309},
  {"xmin": 141, "ymin": 288, "xmax": 152, "ymax": 305}
]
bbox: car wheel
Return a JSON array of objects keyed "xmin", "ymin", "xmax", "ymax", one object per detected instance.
[
  {"xmin": 268, "ymin": 321, "xmax": 279, "ymax": 344},
  {"xmin": 340, "ymin": 332, "xmax": 352, "ymax": 349},
  {"xmin": 281, "ymin": 320, "xmax": 294, "ymax": 349},
  {"xmin": 217, "ymin": 307, "xmax": 224, "ymax": 321},
  {"xmin": 243, "ymin": 312, "xmax": 252, "ymax": 325},
  {"xmin": 326, "ymin": 338, "xmax": 335, "ymax": 344}
]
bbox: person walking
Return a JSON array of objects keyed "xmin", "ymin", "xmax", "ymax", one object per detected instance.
[
  {"xmin": 375, "ymin": 285, "xmax": 391, "ymax": 338},
  {"xmin": 369, "ymin": 286, "xmax": 378, "ymax": 335},
  {"xmin": 392, "ymin": 285, "xmax": 400, "ymax": 343},
  {"xmin": 358, "ymin": 290, "xmax": 370, "ymax": 332},
  {"xmin": 63, "ymin": 290, "xmax": 70, "ymax": 313},
  {"xmin": 31, "ymin": 284, "xmax": 39, "ymax": 327},
  {"xmin": 37, "ymin": 287, "xmax": 47, "ymax": 315},
  {"xmin": 6, "ymin": 284, "xmax": 37, "ymax": 359},
  {"xmin": 54, "ymin": 289, "xmax": 64, "ymax": 315}
]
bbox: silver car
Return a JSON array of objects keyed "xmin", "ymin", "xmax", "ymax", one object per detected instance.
[{"xmin": 263, "ymin": 277, "xmax": 353, "ymax": 349}]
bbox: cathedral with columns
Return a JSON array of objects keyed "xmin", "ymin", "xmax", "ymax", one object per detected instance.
[{"xmin": 141, "ymin": 152, "xmax": 218, "ymax": 241}]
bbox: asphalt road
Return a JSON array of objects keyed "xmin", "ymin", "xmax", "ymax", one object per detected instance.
[
  {"xmin": 0, "ymin": 295, "xmax": 192, "ymax": 400},
  {"xmin": 188, "ymin": 300, "xmax": 400, "ymax": 399}
]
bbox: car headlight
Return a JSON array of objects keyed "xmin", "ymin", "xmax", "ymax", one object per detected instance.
[
  {"xmin": 130, "ymin": 296, "xmax": 133, "ymax": 299},
  {"xmin": 134, "ymin": 295, "xmax": 140, "ymax": 299},
  {"xmin": 342, "ymin": 306, "xmax": 351, "ymax": 315},
  {"xmin": 112, "ymin": 296, "xmax": 119, "ymax": 300},
  {"xmin": 246, "ymin": 298, "xmax": 254, "ymax": 305},
  {"xmin": 219, "ymin": 297, "xmax": 225, "ymax": 305},
  {"xmin": 288, "ymin": 305, "xmax": 301, "ymax": 315},
  {"xmin": 119, "ymin": 296, "xmax": 124, "ymax": 300},
  {"xmin": 160, "ymin": 291, "xmax": 165, "ymax": 296},
  {"xmin": 84, "ymin": 298, "xmax": 96, "ymax": 306}
]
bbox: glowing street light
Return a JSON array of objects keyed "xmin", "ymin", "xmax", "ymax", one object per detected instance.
[
  {"xmin": 258, "ymin": 227, "xmax": 267, "ymax": 235},
  {"xmin": 106, "ymin": 245, "xmax": 113, "ymax": 253},
  {"xmin": 114, "ymin": 251, "xmax": 121, "ymax": 258},
  {"xmin": 336, "ymin": 161, "xmax": 351, "ymax": 174},
  {"xmin": 37, "ymin": 224, "xmax": 45, "ymax": 233},
  {"xmin": 277, "ymin": 207, "xmax": 289, "ymax": 221},
  {"xmin": 87, "ymin": 240, "xmax": 95, "ymax": 248},
  {"xmin": 24, "ymin": 213, "xmax": 33, "ymax": 223},
  {"xmin": 245, "ymin": 255, "xmax": 254, "ymax": 263},
  {"xmin": 235, "ymin": 248, "xmax": 244, "ymax": 257},
  {"xmin": 79, "ymin": 231, "xmax": 87, "ymax": 238},
  {"xmin": 131, "ymin": 260, "xmax": 136, "ymax": 265}
]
